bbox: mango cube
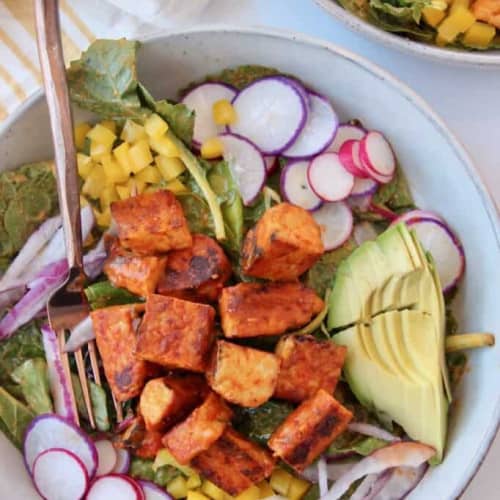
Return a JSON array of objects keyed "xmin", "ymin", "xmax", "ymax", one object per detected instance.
[
  {"xmin": 82, "ymin": 164, "xmax": 106, "ymax": 199},
  {"xmin": 212, "ymin": 99, "xmax": 237, "ymax": 125},
  {"xmin": 234, "ymin": 486, "xmax": 260, "ymax": 500},
  {"xmin": 187, "ymin": 474, "xmax": 202, "ymax": 490},
  {"xmin": 128, "ymin": 139, "xmax": 153, "ymax": 173},
  {"xmin": 94, "ymin": 207, "xmax": 111, "ymax": 227},
  {"xmin": 156, "ymin": 156, "xmax": 185, "ymax": 181},
  {"xmin": 167, "ymin": 476, "xmax": 188, "ymax": 499},
  {"xmin": 100, "ymin": 185, "xmax": 119, "ymax": 210},
  {"xmin": 90, "ymin": 140, "xmax": 112, "ymax": 160},
  {"xmin": 100, "ymin": 120, "xmax": 117, "ymax": 134},
  {"xmin": 149, "ymin": 135, "xmax": 180, "ymax": 157},
  {"xmin": 113, "ymin": 142, "xmax": 134, "ymax": 175},
  {"xmin": 288, "ymin": 478, "xmax": 310, "ymax": 500},
  {"xmin": 135, "ymin": 165, "xmax": 162, "ymax": 184},
  {"xmin": 116, "ymin": 183, "xmax": 130, "ymax": 200},
  {"xmin": 438, "ymin": 6, "xmax": 476, "ymax": 42},
  {"xmin": 121, "ymin": 119, "xmax": 147, "ymax": 143},
  {"xmin": 87, "ymin": 123, "xmax": 116, "ymax": 148},
  {"xmin": 422, "ymin": 7, "xmax": 446, "ymax": 27},
  {"xmin": 101, "ymin": 154, "xmax": 129, "ymax": 184},
  {"xmin": 77, "ymin": 153, "xmax": 93, "ymax": 179},
  {"xmin": 165, "ymin": 179, "xmax": 187, "ymax": 194},
  {"xmin": 202, "ymin": 481, "xmax": 226, "ymax": 500},
  {"xmin": 450, "ymin": 0, "xmax": 470, "ymax": 13},
  {"xmin": 269, "ymin": 469, "xmax": 293, "ymax": 496},
  {"xmin": 145, "ymin": 113, "xmax": 169, "ymax": 139},
  {"xmin": 257, "ymin": 481, "xmax": 274, "ymax": 499},
  {"xmin": 74, "ymin": 123, "xmax": 91, "ymax": 150},
  {"xmin": 201, "ymin": 137, "xmax": 224, "ymax": 159},
  {"xmin": 463, "ymin": 21, "xmax": 496, "ymax": 47}
]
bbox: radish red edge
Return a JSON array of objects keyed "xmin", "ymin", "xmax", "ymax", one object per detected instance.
[
  {"xmin": 359, "ymin": 131, "xmax": 396, "ymax": 183},
  {"xmin": 338, "ymin": 140, "xmax": 369, "ymax": 179},
  {"xmin": 112, "ymin": 448, "xmax": 131, "ymax": 474},
  {"xmin": 87, "ymin": 474, "xmax": 145, "ymax": 500},
  {"xmin": 138, "ymin": 479, "xmax": 173, "ymax": 499},
  {"xmin": 94, "ymin": 439, "xmax": 118, "ymax": 476}
]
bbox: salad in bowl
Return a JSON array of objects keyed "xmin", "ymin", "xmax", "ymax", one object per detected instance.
[{"xmin": 0, "ymin": 37, "xmax": 496, "ymax": 500}]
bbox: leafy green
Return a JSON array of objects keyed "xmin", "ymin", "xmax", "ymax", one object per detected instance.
[
  {"xmin": 369, "ymin": 0, "xmax": 429, "ymax": 24},
  {"xmin": 11, "ymin": 358, "xmax": 52, "ymax": 415},
  {"xmin": 0, "ymin": 387, "xmax": 34, "ymax": 449},
  {"xmin": 305, "ymin": 239, "xmax": 357, "ymax": 297},
  {"xmin": 328, "ymin": 430, "xmax": 388, "ymax": 457},
  {"xmin": 233, "ymin": 400, "xmax": 294, "ymax": 445},
  {"xmin": 447, "ymin": 352, "xmax": 467, "ymax": 393},
  {"xmin": 373, "ymin": 166, "xmax": 414, "ymax": 211},
  {"xmin": 177, "ymin": 193, "xmax": 215, "ymax": 236},
  {"xmin": 130, "ymin": 458, "xmax": 179, "ymax": 487},
  {"xmin": 90, "ymin": 382, "xmax": 110, "ymax": 432},
  {"xmin": 84, "ymin": 280, "xmax": 141, "ymax": 310},
  {"xmin": 0, "ymin": 162, "xmax": 57, "ymax": 259}
]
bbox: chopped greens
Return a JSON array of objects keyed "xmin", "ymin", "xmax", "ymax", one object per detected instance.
[
  {"xmin": 130, "ymin": 457, "xmax": 180, "ymax": 486},
  {"xmin": 84, "ymin": 280, "xmax": 142, "ymax": 310},
  {"xmin": 0, "ymin": 386, "xmax": 35, "ymax": 449}
]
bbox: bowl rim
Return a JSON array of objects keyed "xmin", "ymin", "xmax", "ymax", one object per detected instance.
[
  {"xmin": 314, "ymin": 0, "xmax": 500, "ymax": 67},
  {"xmin": 0, "ymin": 24, "xmax": 499, "ymax": 499}
]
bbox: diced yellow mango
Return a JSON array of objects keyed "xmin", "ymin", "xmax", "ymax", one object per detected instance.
[
  {"xmin": 212, "ymin": 99, "xmax": 237, "ymax": 125},
  {"xmin": 94, "ymin": 207, "xmax": 111, "ymax": 227},
  {"xmin": 87, "ymin": 123, "xmax": 116, "ymax": 148},
  {"xmin": 202, "ymin": 480, "xmax": 226, "ymax": 500},
  {"xmin": 113, "ymin": 142, "xmax": 134, "ymax": 175},
  {"xmin": 74, "ymin": 123, "xmax": 91, "ymax": 151},
  {"xmin": 80, "ymin": 195, "xmax": 89, "ymax": 207},
  {"xmin": 115, "ymin": 183, "xmax": 130, "ymax": 200},
  {"xmin": 149, "ymin": 135, "xmax": 180, "ymax": 157},
  {"xmin": 120, "ymin": 119, "xmax": 147, "ymax": 143},
  {"xmin": 450, "ymin": 0, "xmax": 469, "ymax": 13},
  {"xmin": 269, "ymin": 469, "xmax": 293, "ymax": 497},
  {"xmin": 165, "ymin": 179, "xmax": 187, "ymax": 194},
  {"xmin": 101, "ymin": 154, "xmax": 129, "ymax": 184},
  {"xmin": 463, "ymin": 21, "xmax": 496, "ymax": 47},
  {"xmin": 186, "ymin": 474, "xmax": 202, "ymax": 490},
  {"xmin": 82, "ymin": 164, "xmax": 106, "ymax": 199},
  {"xmin": 257, "ymin": 481, "xmax": 274, "ymax": 499},
  {"xmin": 135, "ymin": 165, "xmax": 162, "ymax": 184},
  {"xmin": 145, "ymin": 113, "xmax": 169, "ymax": 139},
  {"xmin": 436, "ymin": 33, "xmax": 448, "ymax": 45},
  {"xmin": 99, "ymin": 185, "xmax": 119, "ymax": 210},
  {"xmin": 167, "ymin": 476, "xmax": 188, "ymax": 499},
  {"xmin": 100, "ymin": 120, "xmax": 117, "ymax": 134},
  {"xmin": 234, "ymin": 486, "xmax": 260, "ymax": 500},
  {"xmin": 90, "ymin": 140, "xmax": 112, "ymax": 160},
  {"xmin": 188, "ymin": 491, "xmax": 210, "ymax": 500},
  {"xmin": 201, "ymin": 137, "xmax": 224, "ymax": 159},
  {"xmin": 438, "ymin": 6, "xmax": 476, "ymax": 42},
  {"xmin": 77, "ymin": 153, "xmax": 93, "ymax": 179},
  {"xmin": 155, "ymin": 156, "xmax": 186, "ymax": 181},
  {"xmin": 288, "ymin": 478, "xmax": 311, "ymax": 500},
  {"xmin": 422, "ymin": 7, "xmax": 446, "ymax": 27},
  {"xmin": 128, "ymin": 139, "xmax": 153, "ymax": 173}
]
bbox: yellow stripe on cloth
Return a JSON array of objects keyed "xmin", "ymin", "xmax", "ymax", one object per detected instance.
[
  {"xmin": 0, "ymin": 27, "xmax": 40, "ymax": 82},
  {"xmin": 60, "ymin": 0, "xmax": 95, "ymax": 44},
  {"xmin": 0, "ymin": 62, "xmax": 26, "ymax": 102}
]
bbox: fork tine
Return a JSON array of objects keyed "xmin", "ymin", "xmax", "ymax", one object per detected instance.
[
  {"xmin": 57, "ymin": 330, "xmax": 79, "ymax": 426},
  {"xmin": 74, "ymin": 349, "xmax": 96, "ymax": 429}
]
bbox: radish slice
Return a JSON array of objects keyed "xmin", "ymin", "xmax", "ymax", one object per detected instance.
[
  {"xmin": 375, "ymin": 463, "xmax": 428, "ymax": 499},
  {"xmin": 138, "ymin": 480, "xmax": 173, "ymax": 499},
  {"xmin": 353, "ymin": 223, "xmax": 379, "ymax": 246},
  {"xmin": 308, "ymin": 153, "xmax": 354, "ymax": 202},
  {"xmin": 181, "ymin": 82, "xmax": 237, "ymax": 147},
  {"xmin": 321, "ymin": 442, "xmax": 435, "ymax": 500},
  {"xmin": 327, "ymin": 123, "xmax": 366, "ymax": 153},
  {"xmin": 351, "ymin": 471, "xmax": 392, "ymax": 500},
  {"xmin": 218, "ymin": 133, "xmax": 267, "ymax": 206},
  {"xmin": 338, "ymin": 140, "xmax": 368, "ymax": 179},
  {"xmin": 229, "ymin": 76, "xmax": 308, "ymax": 155},
  {"xmin": 394, "ymin": 209, "xmax": 443, "ymax": 226},
  {"xmin": 112, "ymin": 448, "xmax": 131, "ymax": 474},
  {"xmin": 312, "ymin": 202, "xmax": 353, "ymax": 251},
  {"xmin": 280, "ymin": 160, "xmax": 322, "ymax": 211},
  {"xmin": 347, "ymin": 422, "xmax": 400, "ymax": 443},
  {"xmin": 42, "ymin": 325, "xmax": 78, "ymax": 423},
  {"xmin": 87, "ymin": 474, "xmax": 144, "ymax": 500},
  {"xmin": 32, "ymin": 448, "xmax": 88, "ymax": 500},
  {"xmin": 283, "ymin": 91, "xmax": 338, "ymax": 159},
  {"xmin": 95, "ymin": 439, "xmax": 118, "ymax": 477},
  {"xmin": 24, "ymin": 414, "xmax": 98, "ymax": 477},
  {"xmin": 405, "ymin": 218, "xmax": 465, "ymax": 292},
  {"xmin": 359, "ymin": 131, "xmax": 396, "ymax": 180},
  {"xmin": 264, "ymin": 156, "xmax": 278, "ymax": 174},
  {"xmin": 351, "ymin": 177, "xmax": 378, "ymax": 197}
]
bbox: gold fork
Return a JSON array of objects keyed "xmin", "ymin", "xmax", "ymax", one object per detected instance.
[{"xmin": 34, "ymin": 0, "xmax": 122, "ymax": 427}]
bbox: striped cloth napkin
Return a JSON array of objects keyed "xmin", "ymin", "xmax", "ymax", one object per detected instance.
[{"xmin": 0, "ymin": 0, "xmax": 210, "ymax": 123}]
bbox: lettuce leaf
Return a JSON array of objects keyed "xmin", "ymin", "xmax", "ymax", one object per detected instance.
[
  {"xmin": 84, "ymin": 280, "xmax": 142, "ymax": 310},
  {"xmin": 369, "ymin": 0, "xmax": 429, "ymax": 24},
  {"xmin": 0, "ymin": 386, "xmax": 34, "ymax": 449}
]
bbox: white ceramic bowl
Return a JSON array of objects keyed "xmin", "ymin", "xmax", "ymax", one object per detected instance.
[
  {"xmin": 0, "ymin": 27, "xmax": 498, "ymax": 499},
  {"xmin": 315, "ymin": 0, "xmax": 500, "ymax": 67}
]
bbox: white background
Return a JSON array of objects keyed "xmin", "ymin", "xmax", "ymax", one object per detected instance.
[{"xmin": 195, "ymin": 1, "xmax": 499, "ymax": 499}]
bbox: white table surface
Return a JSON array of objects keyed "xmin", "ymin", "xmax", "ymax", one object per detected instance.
[{"xmin": 196, "ymin": 1, "xmax": 499, "ymax": 499}]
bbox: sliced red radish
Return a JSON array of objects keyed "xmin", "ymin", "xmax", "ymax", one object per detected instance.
[
  {"xmin": 264, "ymin": 155, "xmax": 278, "ymax": 174},
  {"xmin": 308, "ymin": 153, "xmax": 354, "ymax": 202},
  {"xmin": 347, "ymin": 422, "xmax": 400, "ymax": 443},
  {"xmin": 312, "ymin": 202, "xmax": 353, "ymax": 251},
  {"xmin": 283, "ymin": 91, "xmax": 338, "ymax": 158},
  {"xmin": 359, "ymin": 131, "xmax": 396, "ymax": 182},
  {"xmin": 351, "ymin": 177, "xmax": 378, "ymax": 197},
  {"xmin": 353, "ymin": 223, "xmax": 379, "ymax": 246},
  {"xmin": 322, "ymin": 442, "xmax": 435, "ymax": 500},
  {"xmin": 370, "ymin": 203, "xmax": 398, "ymax": 221},
  {"xmin": 138, "ymin": 480, "xmax": 173, "ymax": 499},
  {"xmin": 347, "ymin": 193, "xmax": 373, "ymax": 212},
  {"xmin": 87, "ymin": 474, "xmax": 144, "ymax": 500},
  {"xmin": 23, "ymin": 414, "xmax": 97, "ymax": 477},
  {"xmin": 338, "ymin": 140, "xmax": 369, "ymax": 179},
  {"xmin": 112, "ymin": 448, "xmax": 131, "ymax": 474},
  {"xmin": 32, "ymin": 448, "xmax": 88, "ymax": 500},
  {"xmin": 405, "ymin": 218, "xmax": 465, "ymax": 292},
  {"xmin": 327, "ymin": 123, "xmax": 366, "ymax": 153},
  {"xmin": 181, "ymin": 82, "xmax": 237, "ymax": 147},
  {"xmin": 280, "ymin": 160, "xmax": 322, "ymax": 211},
  {"xmin": 229, "ymin": 76, "xmax": 308, "ymax": 154},
  {"xmin": 95, "ymin": 439, "xmax": 117, "ymax": 476},
  {"xmin": 393, "ymin": 209, "xmax": 443, "ymax": 226},
  {"xmin": 218, "ymin": 133, "xmax": 266, "ymax": 206},
  {"xmin": 375, "ymin": 463, "xmax": 428, "ymax": 499}
]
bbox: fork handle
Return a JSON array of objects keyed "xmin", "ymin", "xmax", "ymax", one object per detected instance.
[{"xmin": 34, "ymin": 0, "xmax": 83, "ymax": 269}]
